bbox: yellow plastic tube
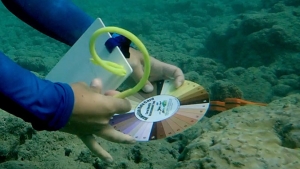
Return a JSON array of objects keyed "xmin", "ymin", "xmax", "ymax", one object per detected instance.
[{"xmin": 89, "ymin": 27, "xmax": 151, "ymax": 98}]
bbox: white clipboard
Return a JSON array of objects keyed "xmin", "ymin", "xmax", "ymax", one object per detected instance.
[{"xmin": 45, "ymin": 18, "xmax": 133, "ymax": 93}]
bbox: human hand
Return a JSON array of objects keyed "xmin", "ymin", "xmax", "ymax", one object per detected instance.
[
  {"xmin": 128, "ymin": 48, "xmax": 185, "ymax": 93},
  {"xmin": 60, "ymin": 79, "xmax": 135, "ymax": 163}
]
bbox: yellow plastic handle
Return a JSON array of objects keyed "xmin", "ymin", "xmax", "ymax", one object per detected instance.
[
  {"xmin": 89, "ymin": 27, "xmax": 151, "ymax": 98},
  {"xmin": 89, "ymin": 28, "xmax": 127, "ymax": 76}
]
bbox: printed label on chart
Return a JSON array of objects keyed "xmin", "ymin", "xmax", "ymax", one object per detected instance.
[{"xmin": 134, "ymin": 95, "xmax": 180, "ymax": 122}]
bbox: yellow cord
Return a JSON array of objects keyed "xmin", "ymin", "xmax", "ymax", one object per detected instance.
[{"xmin": 89, "ymin": 27, "xmax": 151, "ymax": 98}]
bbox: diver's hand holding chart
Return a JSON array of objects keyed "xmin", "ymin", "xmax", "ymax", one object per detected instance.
[
  {"xmin": 111, "ymin": 79, "xmax": 210, "ymax": 141},
  {"xmin": 45, "ymin": 18, "xmax": 210, "ymax": 142}
]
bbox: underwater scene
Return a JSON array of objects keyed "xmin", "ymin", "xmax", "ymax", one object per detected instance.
[{"xmin": 0, "ymin": 0, "xmax": 300, "ymax": 168}]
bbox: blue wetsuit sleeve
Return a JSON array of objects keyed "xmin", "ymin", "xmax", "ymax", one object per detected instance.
[
  {"xmin": 0, "ymin": 0, "xmax": 86, "ymax": 129},
  {"xmin": 1, "ymin": 0, "xmax": 94, "ymax": 46},
  {"xmin": 0, "ymin": 0, "xmax": 130, "ymax": 131},
  {"xmin": 0, "ymin": 52, "xmax": 74, "ymax": 131},
  {"xmin": 1, "ymin": 0, "xmax": 134, "ymax": 53}
]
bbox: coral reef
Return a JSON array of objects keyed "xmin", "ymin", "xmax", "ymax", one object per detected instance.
[
  {"xmin": 209, "ymin": 80, "xmax": 243, "ymax": 101},
  {"xmin": 175, "ymin": 94, "xmax": 300, "ymax": 169}
]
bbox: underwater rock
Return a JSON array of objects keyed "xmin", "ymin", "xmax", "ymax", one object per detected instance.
[
  {"xmin": 278, "ymin": 74, "xmax": 300, "ymax": 89},
  {"xmin": 272, "ymin": 53, "xmax": 300, "ymax": 76},
  {"xmin": 239, "ymin": 14, "xmax": 276, "ymax": 36},
  {"xmin": 0, "ymin": 109, "xmax": 93, "ymax": 168},
  {"xmin": 272, "ymin": 84, "xmax": 293, "ymax": 97},
  {"xmin": 129, "ymin": 145, "xmax": 143, "ymax": 164},
  {"xmin": 269, "ymin": 2, "xmax": 288, "ymax": 13},
  {"xmin": 175, "ymin": 94, "xmax": 300, "ymax": 169},
  {"xmin": 209, "ymin": 80, "xmax": 243, "ymax": 101},
  {"xmin": 284, "ymin": 0, "xmax": 300, "ymax": 7},
  {"xmin": 76, "ymin": 149, "xmax": 95, "ymax": 164},
  {"xmin": 185, "ymin": 71, "xmax": 202, "ymax": 84},
  {"xmin": 14, "ymin": 57, "xmax": 46, "ymax": 74},
  {"xmin": 224, "ymin": 66, "xmax": 275, "ymax": 103},
  {"xmin": 181, "ymin": 56, "xmax": 225, "ymax": 75},
  {"xmin": 0, "ymin": 113, "xmax": 35, "ymax": 163},
  {"xmin": 0, "ymin": 160, "xmax": 39, "ymax": 169},
  {"xmin": 205, "ymin": 8, "xmax": 300, "ymax": 68}
]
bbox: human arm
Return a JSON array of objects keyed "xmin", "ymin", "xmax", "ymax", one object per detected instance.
[
  {"xmin": 1, "ymin": 0, "xmax": 93, "ymax": 46},
  {"xmin": 1, "ymin": 0, "xmax": 185, "ymax": 91},
  {"xmin": 1, "ymin": 0, "xmax": 184, "ymax": 162},
  {"xmin": 0, "ymin": 51, "xmax": 74, "ymax": 131},
  {"xmin": 0, "ymin": 52, "xmax": 134, "ymax": 162}
]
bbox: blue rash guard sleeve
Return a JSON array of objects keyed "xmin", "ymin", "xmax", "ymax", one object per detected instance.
[
  {"xmin": 0, "ymin": 0, "xmax": 89, "ymax": 130},
  {"xmin": 0, "ymin": 0, "xmax": 130, "ymax": 130},
  {"xmin": 1, "ymin": 0, "xmax": 94, "ymax": 46},
  {"xmin": 0, "ymin": 52, "xmax": 74, "ymax": 131}
]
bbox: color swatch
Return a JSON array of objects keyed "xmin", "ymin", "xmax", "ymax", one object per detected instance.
[{"xmin": 109, "ymin": 80, "xmax": 210, "ymax": 141}]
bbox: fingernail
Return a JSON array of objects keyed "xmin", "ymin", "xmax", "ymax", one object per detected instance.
[
  {"xmin": 143, "ymin": 85, "xmax": 153, "ymax": 93},
  {"xmin": 128, "ymin": 138, "xmax": 136, "ymax": 144},
  {"xmin": 105, "ymin": 157, "xmax": 113, "ymax": 163},
  {"xmin": 175, "ymin": 81, "xmax": 183, "ymax": 88},
  {"xmin": 90, "ymin": 78, "xmax": 101, "ymax": 87}
]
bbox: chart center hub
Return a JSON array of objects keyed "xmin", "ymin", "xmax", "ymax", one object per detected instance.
[{"xmin": 134, "ymin": 95, "xmax": 180, "ymax": 122}]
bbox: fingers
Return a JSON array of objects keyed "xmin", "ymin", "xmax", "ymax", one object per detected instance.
[
  {"xmin": 89, "ymin": 78, "xmax": 102, "ymax": 93},
  {"xmin": 130, "ymin": 63, "xmax": 154, "ymax": 93},
  {"xmin": 89, "ymin": 78, "xmax": 131, "ymax": 115},
  {"xmin": 163, "ymin": 64, "xmax": 185, "ymax": 88},
  {"xmin": 79, "ymin": 135, "xmax": 113, "ymax": 163},
  {"xmin": 142, "ymin": 81, "xmax": 154, "ymax": 93},
  {"xmin": 104, "ymin": 90, "xmax": 120, "ymax": 96},
  {"xmin": 173, "ymin": 68, "xmax": 185, "ymax": 88},
  {"xmin": 79, "ymin": 126, "xmax": 136, "ymax": 163},
  {"xmin": 130, "ymin": 63, "xmax": 144, "ymax": 84},
  {"xmin": 94, "ymin": 124, "xmax": 136, "ymax": 144},
  {"xmin": 72, "ymin": 78, "xmax": 135, "ymax": 164},
  {"xmin": 105, "ymin": 96, "xmax": 132, "ymax": 115}
]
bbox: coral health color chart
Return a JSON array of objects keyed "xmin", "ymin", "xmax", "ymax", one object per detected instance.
[{"xmin": 109, "ymin": 80, "xmax": 210, "ymax": 141}]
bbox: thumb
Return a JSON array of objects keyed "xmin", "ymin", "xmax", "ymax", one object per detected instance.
[
  {"xmin": 89, "ymin": 78, "xmax": 102, "ymax": 93},
  {"xmin": 142, "ymin": 81, "xmax": 154, "ymax": 93},
  {"xmin": 131, "ymin": 65, "xmax": 154, "ymax": 93}
]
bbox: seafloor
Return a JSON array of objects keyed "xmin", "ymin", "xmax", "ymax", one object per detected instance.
[{"xmin": 0, "ymin": 0, "xmax": 300, "ymax": 169}]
